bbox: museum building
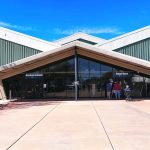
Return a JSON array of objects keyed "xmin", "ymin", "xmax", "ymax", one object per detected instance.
[{"xmin": 0, "ymin": 26, "xmax": 150, "ymax": 100}]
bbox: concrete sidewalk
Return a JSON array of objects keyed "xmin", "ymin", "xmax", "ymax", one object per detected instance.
[{"xmin": 0, "ymin": 100, "xmax": 150, "ymax": 150}]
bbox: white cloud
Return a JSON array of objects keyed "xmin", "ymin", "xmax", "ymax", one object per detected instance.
[
  {"xmin": 0, "ymin": 21, "xmax": 34, "ymax": 31},
  {"xmin": 54, "ymin": 27, "xmax": 124, "ymax": 35},
  {"xmin": 0, "ymin": 22, "xmax": 124, "ymax": 36}
]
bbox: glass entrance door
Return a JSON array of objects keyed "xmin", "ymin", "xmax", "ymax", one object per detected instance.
[
  {"xmin": 78, "ymin": 77, "xmax": 106, "ymax": 98},
  {"xmin": 25, "ymin": 78, "xmax": 44, "ymax": 99},
  {"xmin": 78, "ymin": 57, "xmax": 113, "ymax": 98}
]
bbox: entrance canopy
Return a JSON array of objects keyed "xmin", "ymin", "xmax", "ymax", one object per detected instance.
[{"xmin": 0, "ymin": 41, "xmax": 150, "ymax": 80}]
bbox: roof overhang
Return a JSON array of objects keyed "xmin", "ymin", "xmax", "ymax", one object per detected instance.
[
  {"xmin": 54, "ymin": 32, "xmax": 107, "ymax": 45},
  {"xmin": 0, "ymin": 27, "xmax": 60, "ymax": 52},
  {"xmin": 0, "ymin": 41, "xmax": 150, "ymax": 80},
  {"xmin": 97, "ymin": 25, "xmax": 150, "ymax": 50}
]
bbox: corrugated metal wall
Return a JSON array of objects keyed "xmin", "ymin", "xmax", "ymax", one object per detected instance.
[
  {"xmin": 0, "ymin": 38, "xmax": 42, "ymax": 66},
  {"xmin": 114, "ymin": 38, "xmax": 150, "ymax": 61}
]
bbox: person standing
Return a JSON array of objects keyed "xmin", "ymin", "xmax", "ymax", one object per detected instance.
[
  {"xmin": 112, "ymin": 81, "xmax": 121, "ymax": 99},
  {"xmin": 106, "ymin": 80, "xmax": 113, "ymax": 99},
  {"xmin": 124, "ymin": 84, "xmax": 131, "ymax": 101}
]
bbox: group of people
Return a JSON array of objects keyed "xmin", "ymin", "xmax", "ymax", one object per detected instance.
[{"xmin": 106, "ymin": 79, "xmax": 131, "ymax": 100}]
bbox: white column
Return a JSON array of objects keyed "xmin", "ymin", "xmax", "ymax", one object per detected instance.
[{"xmin": 0, "ymin": 79, "xmax": 6, "ymax": 100}]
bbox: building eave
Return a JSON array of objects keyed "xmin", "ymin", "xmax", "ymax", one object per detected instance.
[
  {"xmin": 0, "ymin": 41, "xmax": 150, "ymax": 79},
  {"xmin": 54, "ymin": 32, "xmax": 107, "ymax": 45},
  {"xmin": 0, "ymin": 26, "xmax": 60, "ymax": 52},
  {"xmin": 96, "ymin": 25, "xmax": 150, "ymax": 51}
]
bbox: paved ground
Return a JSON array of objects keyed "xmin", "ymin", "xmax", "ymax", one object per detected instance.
[{"xmin": 0, "ymin": 100, "xmax": 150, "ymax": 150}]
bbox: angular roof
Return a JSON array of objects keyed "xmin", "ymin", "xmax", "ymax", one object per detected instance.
[
  {"xmin": 54, "ymin": 32, "xmax": 107, "ymax": 45},
  {"xmin": 1, "ymin": 25, "xmax": 150, "ymax": 53},
  {"xmin": 0, "ymin": 27, "xmax": 60, "ymax": 52},
  {"xmin": 0, "ymin": 26, "xmax": 150, "ymax": 79},
  {"xmin": 97, "ymin": 25, "xmax": 150, "ymax": 50},
  {"xmin": 0, "ymin": 41, "xmax": 150, "ymax": 80}
]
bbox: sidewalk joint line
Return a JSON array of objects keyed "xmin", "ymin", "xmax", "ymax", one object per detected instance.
[
  {"xmin": 124, "ymin": 102, "xmax": 150, "ymax": 117},
  {"xmin": 6, "ymin": 104, "xmax": 60, "ymax": 150},
  {"xmin": 92, "ymin": 103, "xmax": 115, "ymax": 150}
]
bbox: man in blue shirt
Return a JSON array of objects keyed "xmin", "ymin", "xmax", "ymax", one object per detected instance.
[{"xmin": 106, "ymin": 80, "xmax": 113, "ymax": 99}]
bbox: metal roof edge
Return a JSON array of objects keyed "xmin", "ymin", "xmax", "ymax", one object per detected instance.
[
  {"xmin": 96, "ymin": 25, "xmax": 150, "ymax": 50},
  {"xmin": 0, "ymin": 26, "xmax": 60, "ymax": 51},
  {"xmin": 53, "ymin": 32, "xmax": 107, "ymax": 45}
]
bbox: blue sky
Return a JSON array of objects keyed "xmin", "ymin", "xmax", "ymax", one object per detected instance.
[{"xmin": 0, "ymin": 0, "xmax": 150, "ymax": 41}]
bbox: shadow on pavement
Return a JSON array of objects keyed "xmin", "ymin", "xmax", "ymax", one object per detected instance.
[
  {"xmin": 0, "ymin": 98, "xmax": 147, "ymax": 111},
  {"xmin": 0, "ymin": 100, "xmax": 61, "ymax": 110}
]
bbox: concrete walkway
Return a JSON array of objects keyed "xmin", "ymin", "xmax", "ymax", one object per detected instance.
[{"xmin": 0, "ymin": 100, "xmax": 150, "ymax": 150}]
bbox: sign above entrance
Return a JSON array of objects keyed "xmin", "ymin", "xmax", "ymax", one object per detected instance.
[
  {"xmin": 25, "ymin": 73, "xmax": 43, "ymax": 79},
  {"xmin": 113, "ymin": 72, "xmax": 132, "ymax": 78}
]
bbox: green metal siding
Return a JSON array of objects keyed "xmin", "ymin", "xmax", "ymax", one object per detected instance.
[
  {"xmin": 0, "ymin": 38, "xmax": 42, "ymax": 66},
  {"xmin": 114, "ymin": 38, "xmax": 150, "ymax": 61}
]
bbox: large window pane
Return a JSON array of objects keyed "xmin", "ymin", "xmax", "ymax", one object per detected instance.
[
  {"xmin": 89, "ymin": 61, "xmax": 100, "ymax": 77},
  {"xmin": 79, "ymin": 77, "xmax": 90, "ymax": 97},
  {"xmin": 78, "ymin": 57, "xmax": 89, "ymax": 77}
]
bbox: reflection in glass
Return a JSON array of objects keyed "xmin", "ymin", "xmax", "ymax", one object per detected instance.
[
  {"xmin": 78, "ymin": 57, "xmax": 112, "ymax": 98},
  {"xmin": 3, "ymin": 57, "xmax": 75, "ymax": 99},
  {"xmin": 78, "ymin": 57, "xmax": 89, "ymax": 77},
  {"xmin": 90, "ymin": 61, "xmax": 100, "ymax": 77},
  {"xmin": 3, "ymin": 55, "xmax": 150, "ymax": 99}
]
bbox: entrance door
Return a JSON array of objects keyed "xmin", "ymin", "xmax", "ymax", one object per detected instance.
[
  {"xmin": 78, "ymin": 78, "xmax": 104, "ymax": 98},
  {"xmin": 25, "ymin": 78, "xmax": 44, "ymax": 99},
  {"xmin": 89, "ymin": 78, "xmax": 102, "ymax": 97},
  {"xmin": 54, "ymin": 77, "xmax": 66, "ymax": 98},
  {"xmin": 43, "ymin": 73, "xmax": 75, "ymax": 99}
]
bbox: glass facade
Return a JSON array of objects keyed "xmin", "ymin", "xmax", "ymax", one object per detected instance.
[
  {"xmin": 3, "ymin": 57, "xmax": 75, "ymax": 99},
  {"xmin": 3, "ymin": 55, "xmax": 150, "ymax": 99}
]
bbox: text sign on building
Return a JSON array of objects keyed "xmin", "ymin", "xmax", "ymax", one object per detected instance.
[
  {"xmin": 113, "ymin": 72, "xmax": 132, "ymax": 78},
  {"xmin": 25, "ymin": 73, "xmax": 43, "ymax": 79}
]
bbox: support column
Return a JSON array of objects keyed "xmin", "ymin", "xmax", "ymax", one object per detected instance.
[
  {"xmin": 145, "ymin": 78, "xmax": 147, "ymax": 97},
  {"xmin": 0, "ymin": 79, "xmax": 6, "ymax": 100},
  {"xmin": 74, "ymin": 48, "xmax": 78, "ymax": 101}
]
